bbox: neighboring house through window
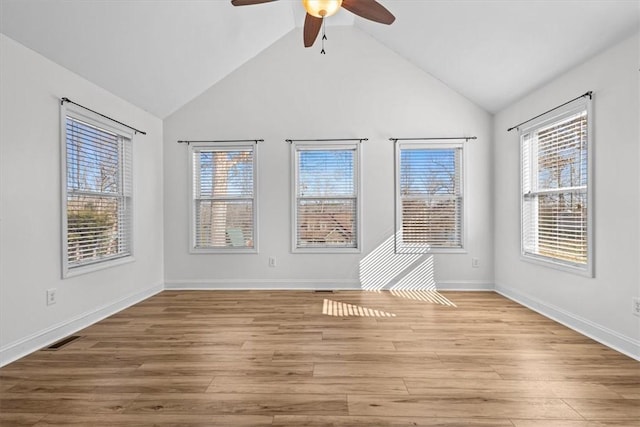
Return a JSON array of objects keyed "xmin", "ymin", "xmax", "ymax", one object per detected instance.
[
  {"xmin": 190, "ymin": 142, "xmax": 257, "ymax": 253},
  {"xmin": 61, "ymin": 104, "xmax": 133, "ymax": 277},
  {"xmin": 292, "ymin": 142, "xmax": 361, "ymax": 252}
]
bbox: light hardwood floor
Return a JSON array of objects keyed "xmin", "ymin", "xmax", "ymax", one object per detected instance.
[{"xmin": 0, "ymin": 291, "xmax": 638, "ymax": 426}]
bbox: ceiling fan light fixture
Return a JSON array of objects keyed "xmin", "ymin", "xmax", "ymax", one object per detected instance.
[{"xmin": 302, "ymin": 0, "xmax": 343, "ymax": 18}]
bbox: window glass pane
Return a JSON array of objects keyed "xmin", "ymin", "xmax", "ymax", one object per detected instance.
[
  {"xmin": 295, "ymin": 145, "xmax": 359, "ymax": 250},
  {"xmin": 192, "ymin": 146, "xmax": 256, "ymax": 250},
  {"xmin": 198, "ymin": 150, "xmax": 254, "ymax": 198},
  {"xmin": 297, "ymin": 198, "xmax": 356, "ymax": 248},
  {"xmin": 536, "ymin": 111, "xmax": 588, "ymax": 190},
  {"xmin": 400, "ymin": 149, "xmax": 459, "ymax": 196},
  {"xmin": 64, "ymin": 116, "xmax": 132, "ymax": 271},
  {"xmin": 298, "ymin": 150, "xmax": 354, "ymax": 197},
  {"xmin": 397, "ymin": 146, "xmax": 463, "ymax": 251},
  {"xmin": 520, "ymin": 103, "xmax": 590, "ymax": 272}
]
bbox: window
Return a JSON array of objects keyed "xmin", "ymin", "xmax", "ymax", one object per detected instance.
[
  {"xmin": 520, "ymin": 98, "xmax": 592, "ymax": 275},
  {"xmin": 61, "ymin": 106, "xmax": 133, "ymax": 276},
  {"xmin": 190, "ymin": 143, "xmax": 257, "ymax": 252},
  {"xmin": 292, "ymin": 142, "xmax": 361, "ymax": 252},
  {"xmin": 395, "ymin": 142, "xmax": 464, "ymax": 253}
]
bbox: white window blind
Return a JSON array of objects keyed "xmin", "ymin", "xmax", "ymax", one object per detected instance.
[
  {"xmin": 396, "ymin": 143, "xmax": 464, "ymax": 252},
  {"xmin": 294, "ymin": 144, "xmax": 360, "ymax": 251},
  {"xmin": 521, "ymin": 101, "xmax": 591, "ymax": 274},
  {"xmin": 191, "ymin": 144, "xmax": 257, "ymax": 251},
  {"xmin": 63, "ymin": 115, "xmax": 132, "ymax": 273}
]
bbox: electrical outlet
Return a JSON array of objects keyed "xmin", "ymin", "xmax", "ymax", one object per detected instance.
[
  {"xmin": 268, "ymin": 256, "xmax": 277, "ymax": 267},
  {"xmin": 46, "ymin": 288, "xmax": 57, "ymax": 306},
  {"xmin": 633, "ymin": 297, "xmax": 640, "ymax": 317},
  {"xmin": 472, "ymin": 258, "xmax": 480, "ymax": 268}
]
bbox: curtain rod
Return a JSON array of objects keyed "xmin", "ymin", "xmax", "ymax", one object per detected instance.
[
  {"xmin": 61, "ymin": 97, "xmax": 146, "ymax": 135},
  {"xmin": 389, "ymin": 136, "xmax": 477, "ymax": 142},
  {"xmin": 286, "ymin": 138, "xmax": 368, "ymax": 143},
  {"xmin": 507, "ymin": 91, "xmax": 592, "ymax": 132},
  {"xmin": 177, "ymin": 139, "xmax": 263, "ymax": 145}
]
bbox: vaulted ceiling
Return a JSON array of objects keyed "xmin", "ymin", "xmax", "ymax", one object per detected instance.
[{"xmin": 1, "ymin": 0, "xmax": 638, "ymax": 118}]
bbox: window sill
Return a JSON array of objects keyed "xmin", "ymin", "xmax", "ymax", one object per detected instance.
[
  {"xmin": 521, "ymin": 253, "xmax": 593, "ymax": 278},
  {"xmin": 63, "ymin": 255, "xmax": 135, "ymax": 279},
  {"xmin": 190, "ymin": 248, "xmax": 258, "ymax": 254},
  {"xmin": 293, "ymin": 248, "xmax": 361, "ymax": 254}
]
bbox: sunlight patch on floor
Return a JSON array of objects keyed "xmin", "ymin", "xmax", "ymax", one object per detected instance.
[{"xmin": 322, "ymin": 298, "xmax": 396, "ymax": 318}]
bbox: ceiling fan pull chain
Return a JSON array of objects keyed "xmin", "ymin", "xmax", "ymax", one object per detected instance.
[{"xmin": 321, "ymin": 19, "xmax": 327, "ymax": 54}]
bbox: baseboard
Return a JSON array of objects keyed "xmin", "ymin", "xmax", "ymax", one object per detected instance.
[
  {"xmin": 0, "ymin": 283, "xmax": 163, "ymax": 367},
  {"xmin": 436, "ymin": 281, "xmax": 495, "ymax": 291},
  {"xmin": 164, "ymin": 279, "xmax": 362, "ymax": 291},
  {"xmin": 495, "ymin": 283, "xmax": 640, "ymax": 361},
  {"xmin": 165, "ymin": 279, "xmax": 494, "ymax": 292}
]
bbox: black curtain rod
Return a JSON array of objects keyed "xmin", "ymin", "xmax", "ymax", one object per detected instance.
[
  {"xmin": 177, "ymin": 139, "xmax": 263, "ymax": 144},
  {"xmin": 390, "ymin": 136, "xmax": 477, "ymax": 142},
  {"xmin": 286, "ymin": 138, "xmax": 368, "ymax": 143},
  {"xmin": 507, "ymin": 91, "xmax": 592, "ymax": 132},
  {"xmin": 61, "ymin": 97, "xmax": 146, "ymax": 135}
]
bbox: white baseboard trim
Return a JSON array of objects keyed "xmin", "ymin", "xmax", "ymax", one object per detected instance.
[
  {"xmin": 165, "ymin": 279, "xmax": 495, "ymax": 292},
  {"xmin": 495, "ymin": 283, "xmax": 640, "ymax": 361},
  {"xmin": 164, "ymin": 279, "xmax": 362, "ymax": 291},
  {"xmin": 436, "ymin": 281, "xmax": 495, "ymax": 291},
  {"xmin": 0, "ymin": 283, "xmax": 163, "ymax": 367}
]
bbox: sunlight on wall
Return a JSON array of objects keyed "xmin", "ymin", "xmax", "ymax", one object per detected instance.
[
  {"xmin": 322, "ymin": 298, "xmax": 396, "ymax": 317},
  {"xmin": 359, "ymin": 233, "xmax": 457, "ymax": 307},
  {"xmin": 359, "ymin": 233, "xmax": 423, "ymax": 291}
]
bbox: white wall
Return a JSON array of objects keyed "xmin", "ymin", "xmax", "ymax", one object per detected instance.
[
  {"xmin": 163, "ymin": 27, "xmax": 493, "ymax": 290},
  {"xmin": 494, "ymin": 33, "xmax": 640, "ymax": 358},
  {"xmin": 0, "ymin": 35, "xmax": 164, "ymax": 365}
]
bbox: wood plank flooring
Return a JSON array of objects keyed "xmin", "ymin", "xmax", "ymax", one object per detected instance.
[{"xmin": 0, "ymin": 290, "xmax": 638, "ymax": 426}]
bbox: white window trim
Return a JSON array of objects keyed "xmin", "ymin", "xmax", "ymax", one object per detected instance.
[
  {"xmin": 60, "ymin": 103, "xmax": 135, "ymax": 278},
  {"xmin": 291, "ymin": 141, "xmax": 362, "ymax": 254},
  {"xmin": 519, "ymin": 97, "xmax": 594, "ymax": 277},
  {"xmin": 188, "ymin": 142, "xmax": 259, "ymax": 254},
  {"xmin": 394, "ymin": 141, "xmax": 467, "ymax": 254}
]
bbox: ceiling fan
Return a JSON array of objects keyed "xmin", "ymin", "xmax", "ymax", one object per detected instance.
[{"xmin": 231, "ymin": 0, "xmax": 395, "ymax": 48}]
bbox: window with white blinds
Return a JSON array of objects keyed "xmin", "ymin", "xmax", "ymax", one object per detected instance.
[
  {"xmin": 396, "ymin": 143, "xmax": 464, "ymax": 253},
  {"xmin": 191, "ymin": 143, "xmax": 257, "ymax": 252},
  {"xmin": 520, "ymin": 100, "xmax": 592, "ymax": 275},
  {"xmin": 293, "ymin": 143, "xmax": 360, "ymax": 252},
  {"xmin": 62, "ymin": 111, "xmax": 133, "ymax": 276}
]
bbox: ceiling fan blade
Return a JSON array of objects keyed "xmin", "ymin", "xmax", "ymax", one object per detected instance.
[
  {"xmin": 342, "ymin": 0, "xmax": 395, "ymax": 25},
  {"xmin": 231, "ymin": 0, "xmax": 279, "ymax": 6},
  {"xmin": 304, "ymin": 13, "xmax": 323, "ymax": 47}
]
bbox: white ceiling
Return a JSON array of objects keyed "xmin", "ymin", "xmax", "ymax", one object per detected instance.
[{"xmin": 1, "ymin": 0, "xmax": 638, "ymax": 118}]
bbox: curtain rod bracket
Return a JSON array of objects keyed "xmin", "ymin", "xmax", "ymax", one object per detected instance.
[{"xmin": 60, "ymin": 97, "xmax": 147, "ymax": 135}]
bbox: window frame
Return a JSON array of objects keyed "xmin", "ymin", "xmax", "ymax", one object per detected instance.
[
  {"xmin": 291, "ymin": 141, "xmax": 362, "ymax": 253},
  {"xmin": 60, "ymin": 103, "xmax": 134, "ymax": 278},
  {"xmin": 189, "ymin": 141, "xmax": 259, "ymax": 254},
  {"xmin": 519, "ymin": 98, "xmax": 594, "ymax": 277},
  {"xmin": 394, "ymin": 141, "xmax": 467, "ymax": 254}
]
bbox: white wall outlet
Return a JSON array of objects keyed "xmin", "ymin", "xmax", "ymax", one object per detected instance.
[
  {"xmin": 268, "ymin": 256, "xmax": 277, "ymax": 267},
  {"xmin": 633, "ymin": 297, "xmax": 640, "ymax": 317},
  {"xmin": 46, "ymin": 288, "xmax": 57, "ymax": 306},
  {"xmin": 472, "ymin": 258, "xmax": 480, "ymax": 268}
]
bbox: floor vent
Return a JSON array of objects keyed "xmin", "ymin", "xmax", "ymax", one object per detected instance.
[
  {"xmin": 42, "ymin": 335, "xmax": 81, "ymax": 351},
  {"xmin": 314, "ymin": 290, "xmax": 334, "ymax": 293}
]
